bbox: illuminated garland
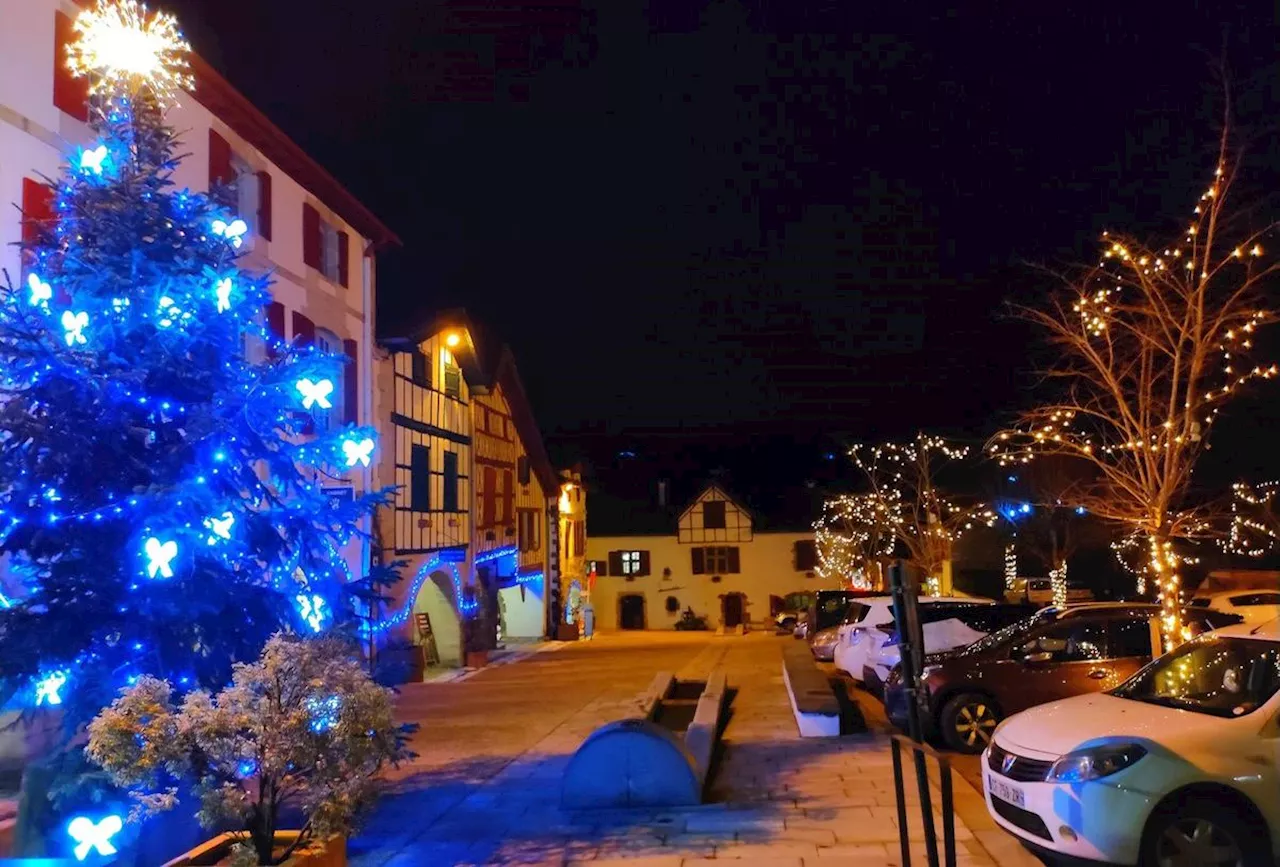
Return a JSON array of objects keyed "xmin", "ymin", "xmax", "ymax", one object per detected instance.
[{"xmin": 1220, "ymin": 481, "xmax": 1279, "ymax": 558}]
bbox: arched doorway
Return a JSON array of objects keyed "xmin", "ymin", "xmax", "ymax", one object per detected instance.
[
  {"xmin": 414, "ymin": 570, "xmax": 462, "ymax": 667},
  {"xmin": 619, "ymin": 594, "xmax": 647, "ymax": 630},
  {"xmin": 721, "ymin": 593, "xmax": 746, "ymax": 629}
]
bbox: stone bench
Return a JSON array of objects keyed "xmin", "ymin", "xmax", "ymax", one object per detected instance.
[{"xmin": 781, "ymin": 641, "xmax": 840, "ymax": 737}]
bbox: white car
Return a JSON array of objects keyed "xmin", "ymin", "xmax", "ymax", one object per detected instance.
[
  {"xmin": 832, "ymin": 596, "xmax": 983, "ymax": 686},
  {"xmin": 1189, "ymin": 590, "xmax": 1280, "ymax": 627},
  {"xmin": 983, "ymin": 619, "xmax": 1280, "ymax": 866}
]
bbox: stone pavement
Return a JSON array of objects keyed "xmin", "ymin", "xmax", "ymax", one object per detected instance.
[{"xmin": 351, "ymin": 632, "xmax": 1042, "ymax": 867}]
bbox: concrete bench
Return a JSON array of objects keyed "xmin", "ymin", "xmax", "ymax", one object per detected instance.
[
  {"xmin": 562, "ymin": 671, "xmax": 731, "ymax": 809},
  {"xmin": 781, "ymin": 641, "xmax": 840, "ymax": 737}
]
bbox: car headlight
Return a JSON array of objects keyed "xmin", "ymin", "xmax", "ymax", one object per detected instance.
[{"xmin": 1046, "ymin": 744, "xmax": 1147, "ymax": 783}]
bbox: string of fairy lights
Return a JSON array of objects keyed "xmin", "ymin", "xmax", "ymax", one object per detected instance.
[
  {"xmin": 816, "ymin": 435, "xmax": 996, "ymax": 594},
  {"xmin": 986, "ymin": 155, "xmax": 1277, "ymax": 650}
]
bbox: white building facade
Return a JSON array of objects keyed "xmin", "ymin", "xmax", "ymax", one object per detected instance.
[
  {"xmin": 0, "ymin": 0, "xmax": 398, "ymax": 574},
  {"xmin": 585, "ymin": 485, "xmax": 841, "ymax": 632}
]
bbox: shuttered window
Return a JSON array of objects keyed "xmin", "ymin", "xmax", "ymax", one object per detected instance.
[
  {"xmin": 410, "ymin": 445, "xmax": 430, "ymax": 511},
  {"xmin": 794, "ymin": 539, "xmax": 817, "ymax": 571},
  {"xmin": 53, "ymin": 12, "xmax": 89, "ymax": 121},
  {"xmin": 442, "ymin": 451, "xmax": 460, "ymax": 512},
  {"xmin": 256, "ymin": 171, "xmax": 273, "ymax": 240},
  {"xmin": 302, "ymin": 204, "xmax": 321, "ymax": 268},
  {"xmin": 500, "ymin": 469, "xmax": 515, "ymax": 525},
  {"xmin": 337, "ymin": 230, "xmax": 350, "ymax": 287},
  {"xmin": 208, "ymin": 129, "xmax": 234, "ymax": 187},
  {"xmin": 517, "ymin": 456, "xmax": 531, "ymax": 486}
]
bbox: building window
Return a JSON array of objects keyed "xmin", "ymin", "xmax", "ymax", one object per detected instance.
[
  {"xmin": 442, "ymin": 451, "xmax": 460, "ymax": 512},
  {"xmin": 481, "ymin": 466, "xmax": 496, "ymax": 526},
  {"xmin": 588, "ymin": 559, "xmax": 608, "ymax": 576},
  {"xmin": 303, "ymin": 204, "xmax": 349, "ymax": 287},
  {"xmin": 519, "ymin": 509, "xmax": 541, "ymax": 552},
  {"xmin": 609, "ymin": 550, "xmax": 649, "ymax": 577},
  {"xmin": 312, "ymin": 328, "xmax": 344, "ymax": 433},
  {"xmin": 794, "ymin": 539, "xmax": 817, "ymax": 571},
  {"xmin": 692, "ymin": 546, "xmax": 740, "ymax": 575},
  {"xmin": 410, "ymin": 444, "xmax": 430, "ymax": 511},
  {"xmin": 443, "ymin": 352, "xmax": 462, "ymax": 398},
  {"xmin": 500, "ymin": 469, "xmax": 514, "ymax": 525},
  {"xmin": 702, "ymin": 500, "xmax": 726, "ymax": 529},
  {"xmin": 517, "ymin": 456, "xmax": 531, "ymax": 486},
  {"xmin": 411, "ymin": 350, "xmax": 430, "ymax": 386}
]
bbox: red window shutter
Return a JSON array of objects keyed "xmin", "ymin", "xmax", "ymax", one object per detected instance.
[
  {"xmin": 638, "ymin": 551, "xmax": 651, "ymax": 577},
  {"xmin": 691, "ymin": 548, "xmax": 706, "ymax": 575},
  {"xmin": 337, "ymin": 231, "xmax": 350, "ymax": 287},
  {"xmin": 53, "ymin": 12, "xmax": 89, "ymax": 121},
  {"xmin": 481, "ymin": 466, "xmax": 496, "ymax": 526},
  {"xmin": 208, "ymin": 129, "xmax": 233, "ymax": 186},
  {"xmin": 265, "ymin": 301, "xmax": 286, "ymax": 358},
  {"xmin": 21, "ymin": 178, "xmax": 55, "ymax": 248},
  {"xmin": 727, "ymin": 547, "xmax": 741, "ymax": 574},
  {"xmin": 501, "ymin": 469, "xmax": 514, "ymax": 524},
  {"xmin": 291, "ymin": 311, "xmax": 315, "ymax": 346},
  {"xmin": 608, "ymin": 551, "xmax": 624, "ymax": 575},
  {"xmin": 302, "ymin": 204, "xmax": 321, "ymax": 268},
  {"xmin": 256, "ymin": 171, "xmax": 273, "ymax": 240},
  {"xmin": 342, "ymin": 339, "xmax": 358, "ymax": 425}
]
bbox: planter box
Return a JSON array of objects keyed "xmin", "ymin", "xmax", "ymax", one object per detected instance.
[{"xmin": 160, "ymin": 831, "xmax": 345, "ymax": 867}]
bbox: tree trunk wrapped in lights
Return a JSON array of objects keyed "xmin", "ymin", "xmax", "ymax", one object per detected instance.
[
  {"xmin": 990, "ymin": 129, "xmax": 1277, "ymax": 649},
  {"xmin": 847, "ymin": 434, "xmax": 996, "ymax": 595}
]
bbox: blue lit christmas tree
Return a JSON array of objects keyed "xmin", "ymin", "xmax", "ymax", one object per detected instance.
[{"xmin": 0, "ymin": 0, "xmax": 390, "ymax": 731}]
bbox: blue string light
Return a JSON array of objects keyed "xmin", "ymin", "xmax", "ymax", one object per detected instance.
[{"xmin": 475, "ymin": 545, "xmax": 517, "ymax": 565}]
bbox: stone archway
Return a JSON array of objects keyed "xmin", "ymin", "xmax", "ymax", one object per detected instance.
[{"xmin": 414, "ymin": 570, "xmax": 463, "ymax": 667}]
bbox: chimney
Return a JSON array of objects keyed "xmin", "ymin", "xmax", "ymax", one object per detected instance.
[{"xmin": 657, "ymin": 479, "xmax": 669, "ymax": 507}]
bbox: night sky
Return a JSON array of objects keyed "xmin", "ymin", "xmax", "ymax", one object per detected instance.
[{"xmin": 163, "ymin": 0, "xmax": 1278, "ymax": 456}]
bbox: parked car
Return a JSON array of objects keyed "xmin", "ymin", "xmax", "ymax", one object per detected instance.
[
  {"xmin": 1016, "ymin": 578, "xmax": 1095, "ymax": 606},
  {"xmin": 865, "ymin": 603, "xmax": 1036, "ymax": 696},
  {"xmin": 1189, "ymin": 589, "xmax": 1280, "ymax": 627},
  {"xmin": 804, "ymin": 590, "xmax": 877, "ymax": 641},
  {"xmin": 809, "ymin": 626, "xmax": 840, "ymax": 662},
  {"xmin": 884, "ymin": 603, "xmax": 1243, "ymax": 753},
  {"xmin": 774, "ymin": 591, "xmax": 815, "ymax": 633},
  {"xmin": 832, "ymin": 595, "xmax": 991, "ymax": 685},
  {"xmin": 982, "ymin": 619, "xmax": 1280, "ymax": 866}
]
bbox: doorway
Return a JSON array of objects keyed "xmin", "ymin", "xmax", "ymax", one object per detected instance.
[
  {"xmin": 722, "ymin": 593, "xmax": 745, "ymax": 629},
  {"xmin": 619, "ymin": 594, "xmax": 647, "ymax": 630}
]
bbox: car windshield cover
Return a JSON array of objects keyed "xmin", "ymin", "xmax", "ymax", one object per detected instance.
[{"xmin": 1111, "ymin": 637, "xmax": 1280, "ymax": 718}]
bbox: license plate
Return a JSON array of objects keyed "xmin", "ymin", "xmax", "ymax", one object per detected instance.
[{"xmin": 987, "ymin": 774, "xmax": 1026, "ymax": 809}]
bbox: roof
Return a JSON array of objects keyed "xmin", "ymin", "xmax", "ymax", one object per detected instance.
[
  {"xmin": 186, "ymin": 55, "xmax": 399, "ymax": 249},
  {"xmin": 1218, "ymin": 619, "xmax": 1280, "ymax": 640},
  {"xmin": 379, "ymin": 308, "xmax": 557, "ymax": 493},
  {"xmin": 588, "ymin": 475, "xmax": 826, "ymax": 537}
]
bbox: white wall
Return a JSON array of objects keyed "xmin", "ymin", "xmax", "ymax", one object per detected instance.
[{"xmin": 586, "ymin": 532, "xmax": 843, "ymax": 631}]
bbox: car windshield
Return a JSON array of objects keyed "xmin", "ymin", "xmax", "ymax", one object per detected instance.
[
  {"xmin": 956, "ymin": 610, "xmax": 1054, "ymax": 656},
  {"xmin": 1111, "ymin": 636, "xmax": 1280, "ymax": 718}
]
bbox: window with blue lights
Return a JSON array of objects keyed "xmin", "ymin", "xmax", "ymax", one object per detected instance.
[{"xmin": 312, "ymin": 328, "xmax": 344, "ymax": 432}]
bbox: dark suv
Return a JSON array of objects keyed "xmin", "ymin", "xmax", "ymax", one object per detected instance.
[{"xmin": 883, "ymin": 603, "xmax": 1243, "ymax": 753}]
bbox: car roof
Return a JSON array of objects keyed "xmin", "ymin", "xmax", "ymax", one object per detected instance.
[
  {"xmin": 1193, "ymin": 589, "xmax": 1280, "ymax": 600},
  {"xmin": 1215, "ymin": 618, "xmax": 1280, "ymax": 641}
]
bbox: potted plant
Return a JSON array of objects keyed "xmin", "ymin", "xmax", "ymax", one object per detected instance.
[{"xmin": 85, "ymin": 635, "xmax": 413, "ymax": 866}]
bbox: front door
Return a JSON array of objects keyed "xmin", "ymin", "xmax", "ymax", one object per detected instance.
[
  {"xmin": 619, "ymin": 594, "xmax": 646, "ymax": 630},
  {"xmin": 723, "ymin": 593, "xmax": 745, "ymax": 628},
  {"xmin": 1003, "ymin": 618, "xmax": 1114, "ymax": 713}
]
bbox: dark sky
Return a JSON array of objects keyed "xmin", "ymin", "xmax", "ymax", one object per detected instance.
[{"xmin": 162, "ymin": 0, "xmax": 1278, "ymax": 452}]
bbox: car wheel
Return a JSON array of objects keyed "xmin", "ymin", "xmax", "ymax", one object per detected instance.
[
  {"xmin": 939, "ymin": 692, "xmax": 1000, "ymax": 753},
  {"xmin": 1142, "ymin": 795, "xmax": 1268, "ymax": 867}
]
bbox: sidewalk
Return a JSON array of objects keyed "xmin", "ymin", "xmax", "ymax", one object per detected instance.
[{"xmin": 351, "ymin": 633, "xmax": 1041, "ymax": 867}]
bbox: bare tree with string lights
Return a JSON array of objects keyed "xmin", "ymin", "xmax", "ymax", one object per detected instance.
[
  {"xmin": 850, "ymin": 434, "xmax": 996, "ymax": 595},
  {"xmin": 813, "ymin": 491, "xmax": 898, "ymax": 590},
  {"xmin": 989, "ymin": 128, "xmax": 1278, "ymax": 648}
]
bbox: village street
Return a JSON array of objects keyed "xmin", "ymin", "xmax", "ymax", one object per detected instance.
[{"xmin": 351, "ymin": 632, "xmax": 1041, "ymax": 867}]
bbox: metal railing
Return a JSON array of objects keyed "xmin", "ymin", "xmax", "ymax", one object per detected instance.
[{"xmin": 889, "ymin": 733, "xmax": 957, "ymax": 867}]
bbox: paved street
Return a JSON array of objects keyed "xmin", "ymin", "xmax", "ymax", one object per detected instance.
[{"xmin": 351, "ymin": 632, "xmax": 1041, "ymax": 867}]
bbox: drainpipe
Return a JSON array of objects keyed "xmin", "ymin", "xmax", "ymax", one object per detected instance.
[{"xmin": 361, "ymin": 245, "xmax": 375, "ymax": 622}]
